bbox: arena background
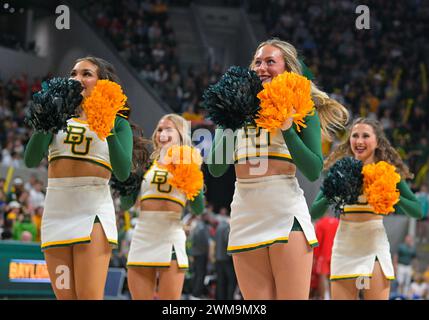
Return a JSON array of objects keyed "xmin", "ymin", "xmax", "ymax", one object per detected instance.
[{"xmin": 0, "ymin": 0, "xmax": 428, "ymax": 300}]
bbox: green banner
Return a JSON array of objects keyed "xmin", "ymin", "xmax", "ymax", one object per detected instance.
[{"xmin": 0, "ymin": 241, "xmax": 55, "ymax": 298}]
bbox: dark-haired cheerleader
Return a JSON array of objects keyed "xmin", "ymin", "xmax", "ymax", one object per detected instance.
[
  {"xmin": 24, "ymin": 57, "xmax": 138, "ymax": 299},
  {"xmin": 311, "ymin": 117, "xmax": 423, "ymax": 300}
]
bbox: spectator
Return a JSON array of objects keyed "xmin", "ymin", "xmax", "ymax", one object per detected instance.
[
  {"xmin": 423, "ymin": 265, "xmax": 429, "ymax": 284},
  {"xmin": 5, "ymin": 200, "xmax": 21, "ymax": 221},
  {"xmin": 32, "ymin": 206, "xmax": 44, "ymax": 242},
  {"xmin": 28, "ymin": 180, "xmax": 45, "ymax": 209},
  {"xmin": 189, "ymin": 212, "xmax": 210, "ymax": 299},
  {"xmin": 313, "ymin": 215, "xmax": 339, "ymax": 300},
  {"xmin": 0, "ymin": 178, "xmax": 5, "ymax": 192},
  {"xmin": 6, "ymin": 177, "xmax": 25, "ymax": 202},
  {"xmin": 1, "ymin": 217, "xmax": 13, "ymax": 240},
  {"xmin": 148, "ymin": 21, "xmax": 163, "ymax": 44},
  {"xmin": 139, "ymin": 63, "xmax": 155, "ymax": 83},
  {"xmin": 153, "ymin": 63, "xmax": 169, "ymax": 84},
  {"xmin": 214, "ymin": 207, "xmax": 237, "ymax": 300},
  {"xmin": 24, "ymin": 174, "xmax": 38, "ymax": 193},
  {"xmin": 416, "ymin": 184, "xmax": 429, "ymax": 243},
  {"xmin": 1, "ymin": 142, "xmax": 14, "ymax": 166},
  {"xmin": 408, "ymin": 273, "xmax": 429, "ymax": 300},
  {"xmin": 0, "ymin": 189, "xmax": 6, "ymax": 209},
  {"xmin": 394, "ymin": 235, "xmax": 418, "ymax": 297},
  {"xmin": 12, "ymin": 212, "xmax": 37, "ymax": 242}
]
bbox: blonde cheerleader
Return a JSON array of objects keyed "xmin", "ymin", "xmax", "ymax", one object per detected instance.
[
  {"xmin": 121, "ymin": 114, "xmax": 204, "ymax": 300},
  {"xmin": 207, "ymin": 38, "xmax": 349, "ymax": 299}
]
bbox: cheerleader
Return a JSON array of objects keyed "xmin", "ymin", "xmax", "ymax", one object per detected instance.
[
  {"xmin": 310, "ymin": 117, "xmax": 423, "ymax": 299},
  {"xmin": 121, "ymin": 114, "xmax": 204, "ymax": 300},
  {"xmin": 207, "ymin": 39, "xmax": 349, "ymax": 299},
  {"xmin": 24, "ymin": 57, "xmax": 134, "ymax": 299}
]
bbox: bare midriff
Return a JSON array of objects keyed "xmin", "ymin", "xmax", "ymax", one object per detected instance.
[
  {"xmin": 48, "ymin": 158, "xmax": 111, "ymax": 179},
  {"xmin": 140, "ymin": 199, "xmax": 183, "ymax": 213},
  {"xmin": 234, "ymin": 158, "xmax": 296, "ymax": 179},
  {"xmin": 340, "ymin": 213, "xmax": 383, "ymax": 222}
]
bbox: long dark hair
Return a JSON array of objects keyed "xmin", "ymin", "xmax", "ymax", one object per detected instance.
[
  {"xmin": 75, "ymin": 56, "xmax": 130, "ymax": 119},
  {"xmin": 324, "ymin": 117, "xmax": 413, "ymax": 179},
  {"xmin": 75, "ymin": 56, "xmax": 150, "ymax": 171}
]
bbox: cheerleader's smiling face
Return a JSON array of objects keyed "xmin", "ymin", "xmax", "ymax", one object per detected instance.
[
  {"xmin": 70, "ymin": 60, "xmax": 99, "ymax": 98},
  {"xmin": 350, "ymin": 123, "xmax": 378, "ymax": 165},
  {"xmin": 156, "ymin": 118, "xmax": 181, "ymax": 149},
  {"xmin": 252, "ymin": 45, "xmax": 286, "ymax": 84}
]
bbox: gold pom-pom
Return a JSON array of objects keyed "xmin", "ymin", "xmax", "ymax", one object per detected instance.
[
  {"xmin": 255, "ymin": 71, "xmax": 315, "ymax": 133},
  {"xmin": 82, "ymin": 80, "xmax": 128, "ymax": 140},
  {"xmin": 362, "ymin": 161, "xmax": 401, "ymax": 215},
  {"xmin": 161, "ymin": 145, "xmax": 204, "ymax": 201}
]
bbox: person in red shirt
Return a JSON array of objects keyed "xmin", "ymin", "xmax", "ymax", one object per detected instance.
[{"xmin": 313, "ymin": 215, "xmax": 339, "ymax": 299}]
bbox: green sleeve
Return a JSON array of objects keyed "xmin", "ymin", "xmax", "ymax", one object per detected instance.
[
  {"xmin": 120, "ymin": 192, "xmax": 139, "ymax": 211},
  {"xmin": 24, "ymin": 132, "xmax": 53, "ymax": 168},
  {"xmin": 281, "ymin": 111, "xmax": 323, "ymax": 181},
  {"xmin": 207, "ymin": 128, "xmax": 234, "ymax": 178},
  {"xmin": 394, "ymin": 180, "xmax": 423, "ymax": 218},
  {"xmin": 299, "ymin": 59, "xmax": 314, "ymax": 81},
  {"xmin": 107, "ymin": 116, "xmax": 133, "ymax": 182},
  {"xmin": 310, "ymin": 190, "xmax": 330, "ymax": 220},
  {"xmin": 189, "ymin": 189, "xmax": 205, "ymax": 215}
]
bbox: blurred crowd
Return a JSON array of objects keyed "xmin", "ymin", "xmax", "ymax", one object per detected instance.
[
  {"xmin": 81, "ymin": 0, "xmax": 429, "ymax": 187},
  {"xmin": 82, "ymin": 0, "xmax": 221, "ymax": 122},
  {"xmin": 259, "ymin": 0, "xmax": 429, "ymax": 188},
  {"xmin": 0, "ymin": 74, "xmax": 49, "ymax": 169}
]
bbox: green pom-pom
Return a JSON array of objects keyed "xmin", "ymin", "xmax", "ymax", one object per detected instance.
[
  {"xmin": 25, "ymin": 78, "xmax": 83, "ymax": 133},
  {"xmin": 321, "ymin": 157, "xmax": 364, "ymax": 214},
  {"xmin": 110, "ymin": 169, "xmax": 144, "ymax": 197},
  {"xmin": 202, "ymin": 66, "xmax": 263, "ymax": 130}
]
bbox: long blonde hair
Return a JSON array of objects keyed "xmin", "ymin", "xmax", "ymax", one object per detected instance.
[
  {"xmin": 150, "ymin": 113, "xmax": 192, "ymax": 161},
  {"xmin": 324, "ymin": 117, "xmax": 413, "ymax": 179},
  {"xmin": 250, "ymin": 38, "xmax": 349, "ymax": 140}
]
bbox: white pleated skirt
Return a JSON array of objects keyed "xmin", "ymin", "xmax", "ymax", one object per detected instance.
[
  {"xmin": 227, "ymin": 175, "xmax": 318, "ymax": 254},
  {"xmin": 41, "ymin": 177, "xmax": 118, "ymax": 250},
  {"xmin": 330, "ymin": 219, "xmax": 395, "ymax": 281},
  {"xmin": 127, "ymin": 211, "xmax": 189, "ymax": 270}
]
